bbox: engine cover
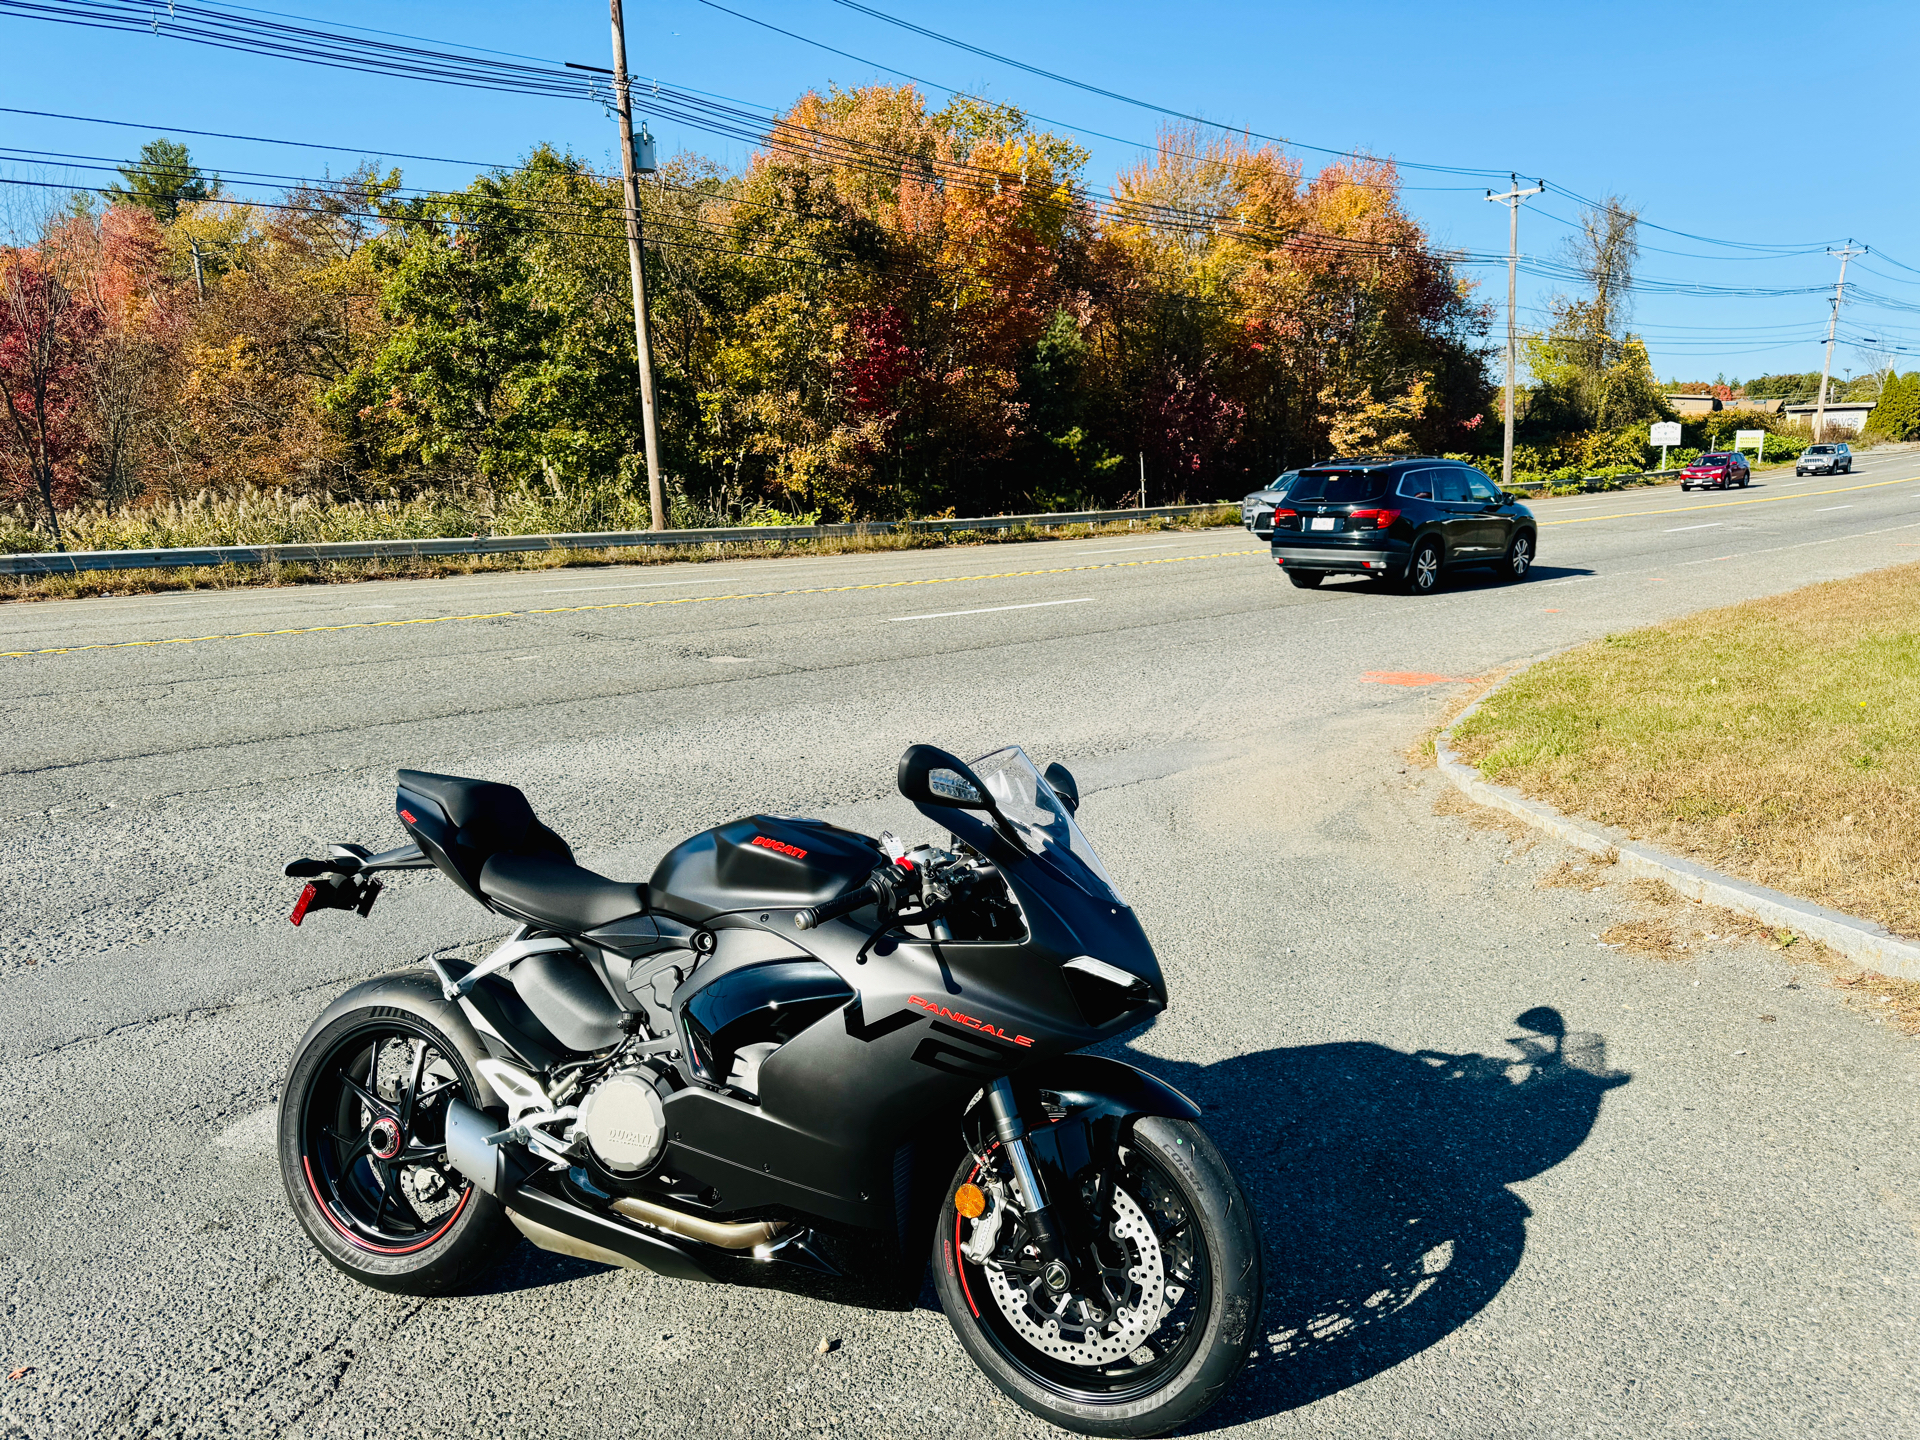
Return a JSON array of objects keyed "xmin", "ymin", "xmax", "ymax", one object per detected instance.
[{"xmin": 578, "ymin": 1071, "xmax": 667, "ymax": 1175}]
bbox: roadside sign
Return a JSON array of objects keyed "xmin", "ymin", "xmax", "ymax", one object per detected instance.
[
  {"xmin": 1649, "ymin": 422, "xmax": 1682, "ymax": 446},
  {"xmin": 1734, "ymin": 428, "xmax": 1766, "ymax": 459}
]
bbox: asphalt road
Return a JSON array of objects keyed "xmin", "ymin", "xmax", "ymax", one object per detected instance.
[{"xmin": 1, "ymin": 448, "xmax": 1916, "ymax": 1437}]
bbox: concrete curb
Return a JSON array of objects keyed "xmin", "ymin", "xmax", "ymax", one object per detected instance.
[{"xmin": 1437, "ymin": 667, "xmax": 1920, "ymax": 982}]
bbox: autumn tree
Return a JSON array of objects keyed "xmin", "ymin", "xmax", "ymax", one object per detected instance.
[{"xmin": 0, "ymin": 215, "xmax": 104, "ymax": 543}]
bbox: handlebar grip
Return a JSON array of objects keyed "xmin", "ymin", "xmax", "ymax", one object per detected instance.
[{"xmin": 794, "ymin": 882, "xmax": 877, "ymax": 931}]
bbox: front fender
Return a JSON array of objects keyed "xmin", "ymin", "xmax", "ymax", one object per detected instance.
[{"xmin": 1016, "ymin": 1052, "xmax": 1201, "ymax": 1123}]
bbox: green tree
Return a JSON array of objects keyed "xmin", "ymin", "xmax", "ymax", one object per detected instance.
[
  {"xmin": 1866, "ymin": 370, "xmax": 1919, "ymax": 441},
  {"xmin": 103, "ymin": 139, "xmax": 219, "ymax": 224}
]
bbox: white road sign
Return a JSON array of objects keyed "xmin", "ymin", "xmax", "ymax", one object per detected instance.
[
  {"xmin": 1734, "ymin": 429, "xmax": 1766, "ymax": 455},
  {"xmin": 1649, "ymin": 421, "xmax": 1682, "ymax": 446}
]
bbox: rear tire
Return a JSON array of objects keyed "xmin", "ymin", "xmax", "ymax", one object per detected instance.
[
  {"xmin": 1500, "ymin": 532, "xmax": 1534, "ymax": 581},
  {"xmin": 1286, "ymin": 570, "xmax": 1326, "ymax": 589},
  {"xmin": 1402, "ymin": 536, "xmax": 1443, "ymax": 594},
  {"xmin": 280, "ymin": 989, "xmax": 515, "ymax": 1295},
  {"xmin": 933, "ymin": 1117, "xmax": 1262, "ymax": 1439}
]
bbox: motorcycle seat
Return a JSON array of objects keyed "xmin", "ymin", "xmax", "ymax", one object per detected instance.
[{"xmin": 479, "ymin": 850, "xmax": 646, "ymax": 932}]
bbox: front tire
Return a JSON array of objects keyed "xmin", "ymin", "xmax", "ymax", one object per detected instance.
[
  {"xmin": 280, "ymin": 996, "xmax": 515, "ymax": 1294},
  {"xmin": 933, "ymin": 1117, "xmax": 1262, "ymax": 1438},
  {"xmin": 1500, "ymin": 531, "xmax": 1534, "ymax": 581}
]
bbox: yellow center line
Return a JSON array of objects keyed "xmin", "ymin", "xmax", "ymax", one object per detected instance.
[
  {"xmin": 1540, "ymin": 474, "xmax": 1918, "ymax": 526},
  {"xmin": 3, "ymin": 548, "xmax": 1258, "ymax": 659}
]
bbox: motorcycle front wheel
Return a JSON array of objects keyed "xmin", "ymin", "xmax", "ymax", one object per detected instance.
[{"xmin": 932, "ymin": 1115, "xmax": 1262, "ymax": 1438}]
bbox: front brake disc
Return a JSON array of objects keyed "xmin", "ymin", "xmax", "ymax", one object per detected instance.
[{"xmin": 981, "ymin": 1185, "xmax": 1165, "ymax": 1366}]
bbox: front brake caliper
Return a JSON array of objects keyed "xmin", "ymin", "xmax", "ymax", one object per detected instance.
[{"xmin": 961, "ymin": 1174, "xmax": 1013, "ymax": 1266}]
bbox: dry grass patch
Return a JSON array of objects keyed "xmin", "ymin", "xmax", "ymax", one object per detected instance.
[
  {"xmin": 1587, "ymin": 879, "xmax": 1917, "ymax": 1033},
  {"xmin": 1450, "ymin": 564, "xmax": 1920, "ymax": 938},
  {"xmin": 1431, "ymin": 785, "xmax": 1533, "ymax": 842},
  {"xmin": 1538, "ymin": 854, "xmax": 1618, "ymax": 891}
]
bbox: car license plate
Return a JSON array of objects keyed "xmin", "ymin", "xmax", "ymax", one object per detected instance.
[{"xmin": 1309, "ymin": 516, "xmax": 1338, "ymax": 531}]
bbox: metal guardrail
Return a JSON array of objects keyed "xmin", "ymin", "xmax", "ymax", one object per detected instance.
[
  {"xmin": 1507, "ymin": 468, "xmax": 1682, "ymax": 494},
  {"xmin": 0, "ymin": 502, "xmax": 1233, "ymax": 578}
]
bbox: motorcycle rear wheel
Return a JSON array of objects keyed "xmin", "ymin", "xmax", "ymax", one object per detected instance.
[
  {"xmin": 279, "ymin": 1002, "xmax": 514, "ymax": 1294},
  {"xmin": 932, "ymin": 1116, "xmax": 1262, "ymax": 1438}
]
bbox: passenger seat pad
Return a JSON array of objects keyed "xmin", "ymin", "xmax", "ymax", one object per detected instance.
[{"xmin": 479, "ymin": 851, "xmax": 644, "ymax": 932}]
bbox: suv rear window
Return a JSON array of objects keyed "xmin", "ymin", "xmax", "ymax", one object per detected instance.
[{"xmin": 1290, "ymin": 471, "xmax": 1392, "ymax": 503}]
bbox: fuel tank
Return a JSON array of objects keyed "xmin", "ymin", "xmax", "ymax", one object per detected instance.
[{"xmin": 649, "ymin": 816, "xmax": 883, "ymax": 918}]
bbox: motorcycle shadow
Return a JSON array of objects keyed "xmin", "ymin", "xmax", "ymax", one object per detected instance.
[{"xmin": 1137, "ymin": 1005, "xmax": 1630, "ymax": 1428}]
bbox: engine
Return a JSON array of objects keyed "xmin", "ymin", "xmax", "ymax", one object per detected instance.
[{"xmin": 575, "ymin": 1068, "xmax": 670, "ymax": 1176}]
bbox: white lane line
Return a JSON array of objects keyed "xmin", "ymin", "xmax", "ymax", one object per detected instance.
[
  {"xmin": 1678, "ymin": 523, "xmax": 1916, "ymax": 567},
  {"xmin": 1664, "ymin": 523, "xmax": 1723, "ymax": 532},
  {"xmin": 1073, "ymin": 542, "xmax": 1180, "ymax": 555},
  {"xmin": 1814, "ymin": 505, "xmax": 1853, "ymax": 512},
  {"xmin": 888, "ymin": 598, "xmax": 1092, "ymax": 623}
]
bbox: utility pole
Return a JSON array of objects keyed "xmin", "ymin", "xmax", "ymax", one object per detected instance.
[
  {"xmin": 1485, "ymin": 175, "xmax": 1544, "ymax": 490},
  {"xmin": 1812, "ymin": 242, "xmax": 1864, "ymax": 443},
  {"xmin": 610, "ymin": 0, "xmax": 666, "ymax": 530}
]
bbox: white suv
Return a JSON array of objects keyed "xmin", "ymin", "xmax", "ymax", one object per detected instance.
[{"xmin": 1796, "ymin": 443, "xmax": 1853, "ymax": 476}]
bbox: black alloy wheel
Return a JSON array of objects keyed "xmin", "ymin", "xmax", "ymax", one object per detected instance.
[
  {"xmin": 280, "ymin": 1007, "xmax": 513, "ymax": 1293},
  {"xmin": 1404, "ymin": 537, "xmax": 1443, "ymax": 594},
  {"xmin": 933, "ymin": 1117, "xmax": 1262, "ymax": 1437}
]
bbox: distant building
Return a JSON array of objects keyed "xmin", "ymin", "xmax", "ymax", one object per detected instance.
[
  {"xmin": 1666, "ymin": 393, "xmax": 1720, "ymax": 415},
  {"xmin": 1729, "ymin": 397, "xmax": 1785, "ymax": 414},
  {"xmin": 1781, "ymin": 401, "xmax": 1875, "ymax": 435}
]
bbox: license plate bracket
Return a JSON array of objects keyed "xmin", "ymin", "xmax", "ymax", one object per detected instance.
[{"xmin": 1308, "ymin": 516, "xmax": 1339, "ymax": 532}]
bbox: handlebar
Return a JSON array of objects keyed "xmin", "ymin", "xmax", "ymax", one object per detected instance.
[{"xmin": 793, "ymin": 881, "xmax": 878, "ymax": 931}]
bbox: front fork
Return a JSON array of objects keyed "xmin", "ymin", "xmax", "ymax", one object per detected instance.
[{"xmin": 985, "ymin": 1076, "xmax": 1075, "ymax": 1295}]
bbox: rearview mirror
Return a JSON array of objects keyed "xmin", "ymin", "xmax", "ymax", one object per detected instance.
[
  {"xmin": 898, "ymin": 744, "xmax": 994, "ymax": 810},
  {"xmin": 1042, "ymin": 762, "xmax": 1080, "ymax": 814}
]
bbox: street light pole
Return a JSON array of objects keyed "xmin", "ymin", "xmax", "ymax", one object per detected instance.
[
  {"xmin": 1486, "ymin": 175, "xmax": 1544, "ymax": 490},
  {"xmin": 609, "ymin": 0, "xmax": 666, "ymax": 530}
]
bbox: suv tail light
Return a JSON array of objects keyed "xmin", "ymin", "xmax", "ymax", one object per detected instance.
[
  {"xmin": 1272, "ymin": 507, "xmax": 1298, "ymax": 529},
  {"xmin": 1349, "ymin": 509, "xmax": 1401, "ymax": 530}
]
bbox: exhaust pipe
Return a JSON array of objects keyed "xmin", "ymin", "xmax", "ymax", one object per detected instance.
[
  {"xmin": 444, "ymin": 1097, "xmax": 784, "ymax": 1264},
  {"xmin": 610, "ymin": 1196, "xmax": 785, "ymax": 1251},
  {"xmin": 444, "ymin": 1097, "xmax": 510, "ymax": 1196}
]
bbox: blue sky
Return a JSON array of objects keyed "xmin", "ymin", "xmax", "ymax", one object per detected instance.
[{"xmin": 4, "ymin": 0, "xmax": 1916, "ymax": 385}]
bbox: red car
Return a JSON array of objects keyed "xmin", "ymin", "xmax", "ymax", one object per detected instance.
[{"xmin": 1680, "ymin": 451, "xmax": 1750, "ymax": 491}]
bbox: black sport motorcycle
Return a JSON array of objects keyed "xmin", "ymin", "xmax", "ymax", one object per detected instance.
[{"xmin": 278, "ymin": 744, "xmax": 1262, "ymax": 1436}]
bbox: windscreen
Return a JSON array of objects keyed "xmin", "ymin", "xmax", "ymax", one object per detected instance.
[
  {"xmin": 1809, "ymin": 445, "xmax": 1835, "ymax": 454},
  {"xmin": 969, "ymin": 746, "xmax": 1123, "ymax": 904},
  {"xmin": 1698, "ymin": 453, "xmax": 1730, "ymax": 463},
  {"xmin": 1289, "ymin": 471, "xmax": 1391, "ymax": 503}
]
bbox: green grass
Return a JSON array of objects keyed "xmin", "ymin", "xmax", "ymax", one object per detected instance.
[{"xmin": 1450, "ymin": 564, "xmax": 1920, "ymax": 938}]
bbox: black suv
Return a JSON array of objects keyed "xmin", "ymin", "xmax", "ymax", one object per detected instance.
[{"xmin": 1269, "ymin": 456, "xmax": 1537, "ymax": 592}]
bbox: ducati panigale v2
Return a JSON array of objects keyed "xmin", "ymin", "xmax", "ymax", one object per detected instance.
[{"xmin": 278, "ymin": 744, "xmax": 1262, "ymax": 1436}]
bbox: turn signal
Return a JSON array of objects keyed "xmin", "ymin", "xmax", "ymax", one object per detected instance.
[{"xmin": 954, "ymin": 1183, "xmax": 987, "ymax": 1219}]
